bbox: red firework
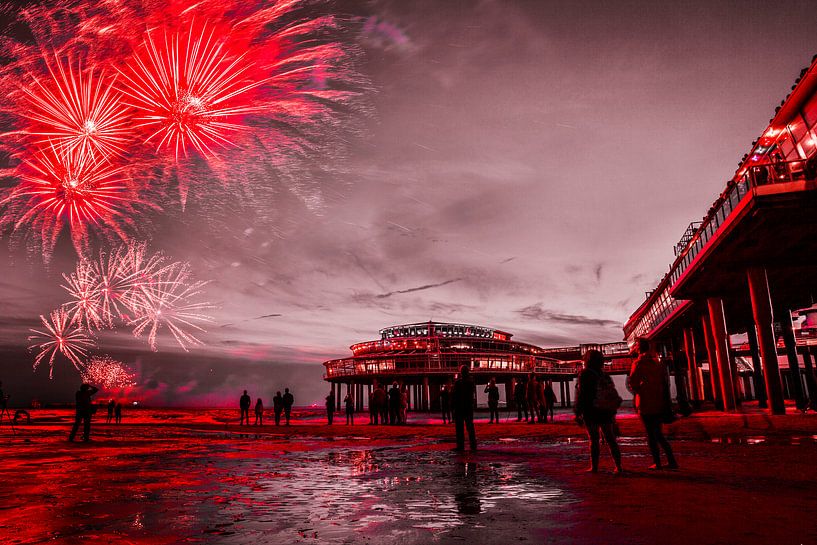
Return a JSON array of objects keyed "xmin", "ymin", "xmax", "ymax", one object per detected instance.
[
  {"xmin": 81, "ymin": 356, "xmax": 136, "ymax": 389},
  {"xmin": 129, "ymin": 262, "xmax": 213, "ymax": 351},
  {"xmin": 29, "ymin": 308, "xmax": 96, "ymax": 379},
  {"xmin": 61, "ymin": 260, "xmax": 105, "ymax": 330},
  {"xmin": 118, "ymin": 22, "xmax": 264, "ymax": 159},
  {"xmin": 21, "ymin": 56, "xmax": 132, "ymax": 162},
  {"xmin": 3, "ymin": 145, "xmax": 131, "ymax": 255}
]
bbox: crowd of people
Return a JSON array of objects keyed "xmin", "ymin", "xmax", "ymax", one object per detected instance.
[
  {"xmin": 4, "ymin": 338, "xmax": 679, "ymax": 473},
  {"xmin": 239, "ymin": 388, "xmax": 295, "ymax": 426}
]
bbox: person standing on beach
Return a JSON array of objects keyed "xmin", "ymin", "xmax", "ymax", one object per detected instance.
[
  {"xmin": 575, "ymin": 349, "xmax": 623, "ymax": 474},
  {"xmin": 114, "ymin": 402, "xmax": 122, "ymax": 424},
  {"xmin": 239, "ymin": 390, "xmax": 251, "ymax": 425},
  {"xmin": 273, "ymin": 391, "xmax": 284, "ymax": 426},
  {"xmin": 106, "ymin": 399, "xmax": 115, "ymax": 424},
  {"xmin": 388, "ymin": 382, "xmax": 401, "ymax": 425},
  {"xmin": 282, "ymin": 388, "xmax": 294, "ymax": 425},
  {"xmin": 514, "ymin": 379, "xmax": 528, "ymax": 422},
  {"xmin": 629, "ymin": 338, "xmax": 678, "ymax": 470},
  {"xmin": 439, "ymin": 383, "xmax": 451, "ymax": 424},
  {"xmin": 452, "ymin": 365, "xmax": 477, "ymax": 451},
  {"xmin": 326, "ymin": 389, "xmax": 335, "ymax": 425},
  {"xmin": 68, "ymin": 383, "xmax": 99, "ymax": 442},
  {"xmin": 526, "ymin": 373, "xmax": 539, "ymax": 425},
  {"xmin": 544, "ymin": 380, "xmax": 557, "ymax": 422},
  {"xmin": 372, "ymin": 384, "xmax": 387, "ymax": 425},
  {"xmin": 485, "ymin": 378, "xmax": 500, "ymax": 424},
  {"xmin": 400, "ymin": 386, "xmax": 409, "ymax": 424},
  {"xmin": 344, "ymin": 392, "xmax": 355, "ymax": 425},
  {"xmin": 254, "ymin": 398, "xmax": 264, "ymax": 426}
]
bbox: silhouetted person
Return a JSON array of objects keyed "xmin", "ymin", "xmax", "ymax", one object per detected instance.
[
  {"xmin": 368, "ymin": 388, "xmax": 375, "ymax": 424},
  {"xmin": 536, "ymin": 377, "xmax": 547, "ymax": 422},
  {"xmin": 630, "ymin": 339, "xmax": 678, "ymax": 470},
  {"xmin": 282, "ymin": 388, "xmax": 294, "ymax": 425},
  {"xmin": 344, "ymin": 393, "xmax": 354, "ymax": 425},
  {"xmin": 0, "ymin": 381, "xmax": 11, "ymax": 426},
  {"xmin": 575, "ymin": 349, "xmax": 623, "ymax": 474},
  {"xmin": 68, "ymin": 383, "xmax": 99, "ymax": 442},
  {"xmin": 400, "ymin": 386, "xmax": 409, "ymax": 424},
  {"xmin": 485, "ymin": 378, "xmax": 500, "ymax": 423},
  {"xmin": 273, "ymin": 391, "xmax": 284, "ymax": 426},
  {"xmin": 526, "ymin": 373, "xmax": 539, "ymax": 424},
  {"xmin": 106, "ymin": 399, "xmax": 115, "ymax": 424},
  {"xmin": 452, "ymin": 365, "xmax": 477, "ymax": 451},
  {"xmin": 255, "ymin": 398, "xmax": 264, "ymax": 426},
  {"xmin": 544, "ymin": 380, "xmax": 557, "ymax": 422},
  {"xmin": 388, "ymin": 382, "xmax": 401, "ymax": 425},
  {"xmin": 372, "ymin": 384, "xmax": 388, "ymax": 425},
  {"xmin": 440, "ymin": 384, "xmax": 451, "ymax": 424},
  {"xmin": 326, "ymin": 390, "xmax": 336, "ymax": 425},
  {"xmin": 514, "ymin": 379, "xmax": 528, "ymax": 422},
  {"xmin": 239, "ymin": 390, "xmax": 251, "ymax": 425},
  {"xmin": 114, "ymin": 402, "xmax": 122, "ymax": 424}
]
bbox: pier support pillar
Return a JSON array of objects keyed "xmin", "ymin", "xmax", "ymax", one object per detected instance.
[
  {"xmin": 746, "ymin": 325, "xmax": 768, "ymax": 408},
  {"xmin": 559, "ymin": 381, "xmax": 566, "ymax": 408},
  {"xmin": 337, "ymin": 383, "xmax": 342, "ymax": 411},
  {"xmin": 780, "ymin": 309, "xmax": 806, "ymax": 410},
  {"xmin": 565, "ymin": 379, "xmax": 572, "ymax": 408},
  {"xmin": 747, "ymin": 267, "xmax": 785, "ymax": 414},
  {"xmin": 701, "ymin": 312, "xmax": 723, "ymax": 409},
  {"xmin": 707, "ymin": 297, "xmax": 737, "ymax": 411},
  {"xmin": 422, "ymin": 377, "xmax": 430, "ymax": 411},
  {"xmin": 683, "ymin": 327, "xmax": 702, "ymax": 409}
]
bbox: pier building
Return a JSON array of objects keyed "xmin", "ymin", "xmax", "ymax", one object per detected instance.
[
  {"xmin": 624, "ymin": 54, "xmax": 817, "ymax": 414},
  {"xmin": 322, "ymin": 321, "xmax": 630, "ymax": 411}
]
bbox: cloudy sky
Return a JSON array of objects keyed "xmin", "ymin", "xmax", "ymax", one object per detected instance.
[{"xmin": 2, "ymin": 0, "xmax": 817, "ymax": 405}]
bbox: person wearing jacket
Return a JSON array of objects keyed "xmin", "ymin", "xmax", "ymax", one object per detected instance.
[
  {"xmin": 575, "ymin": 350, "xmax": 623, "ymax": 474},
  {"xmin": 629, "ymin": 338, "xmax": 678, "ymax": 470}
]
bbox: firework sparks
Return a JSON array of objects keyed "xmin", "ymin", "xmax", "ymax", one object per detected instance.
[
  {"xmin": 21, "ymin": 56, "xmax": 132, "ymax": 162},
  {"xmin": 0, "ymin": 0, "xmax": 363, "ymax": 257},
  {"xmin": 81, "ymin": 356, "xmax": 136, "ymax": 389},
  {"xmin": 2, "ymin": 145, "xmax": 133, "ymax": 256},
  {"xmin": 61, "ymin": 260, "xmax": 104, "ymax": 330},
  {"xmin": 119, "ymin": 22, "xmax": 264, "ymax": 160},
  {"xmin": 29, "ymin": 308, "xmax": 96, "ymax": 379},
  {"xmin": 129, "ymin": 261, "xmax": 213, "ymax": 351}
]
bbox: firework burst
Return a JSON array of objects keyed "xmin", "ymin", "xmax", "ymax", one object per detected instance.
[
  {"xmin": 129, "ymin": 261, "xmax": 213, "ymax": 351},
  {"xmin": 81, "ymin": 355, "xmax": 136, "ymax": 389},
  {"xmin": 29, "ymin": 307, "xmax": 96, "ymax": 379},
  {"xmin": 119, "ymin": 22, "xmax": 264, "ymax": 160},
  {"xmin": 20, "ymin": 56, "xmax": 132, "ymax": 162},
  {"xmin": 61, "ymin": 260, "xmax": 104, "ymax": 330},
  {"xmin": 1, "ymin": 145, "xmax": 133, "ymax": 256}
]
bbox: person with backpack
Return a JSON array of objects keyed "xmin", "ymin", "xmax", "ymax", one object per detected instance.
[
  {"xmin": 575, "ymin": 349, "xmax": 623, "ymax": 474},
  {"xmin": 629, "ymin": 338, "xmax": 678, "ymax": 470}
]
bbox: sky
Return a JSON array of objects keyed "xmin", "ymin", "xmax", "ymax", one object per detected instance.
[{"xmin": 2, "ymin": 0, "xmax": 817, "ymax": 406}]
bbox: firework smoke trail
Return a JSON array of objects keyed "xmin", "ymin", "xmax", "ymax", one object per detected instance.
[
  {"xmin": 81, "ymin": 356, "xmax": 136, "ymax": 389},
  {"xmin": 129, "ymin": 261, "xmax": 213, "ymax": 351},
  {"xmin": 28, "ymin": 308, "xmax": 96, "ymax": 379}
]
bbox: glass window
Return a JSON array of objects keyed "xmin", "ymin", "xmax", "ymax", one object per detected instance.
[{"xmin": 803, "ymin": 93, "xmax": 817, "ymax": 129}]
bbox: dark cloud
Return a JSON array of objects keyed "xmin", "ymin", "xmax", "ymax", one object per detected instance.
[
  {"xmin": 517, "ymin": 303, "xmax": 620, "ymax": 328},
  {"xmin": 375, "ymin": 278, "xmax": 462, "ymax": 299}
]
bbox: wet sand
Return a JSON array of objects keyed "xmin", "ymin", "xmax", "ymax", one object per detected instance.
[{"xmin": 1, "ymin": 404, "xmax": 816, "ymax": 544}]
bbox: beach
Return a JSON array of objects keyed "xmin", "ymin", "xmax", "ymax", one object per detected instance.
[{"xmin": 1, "ymin": 404, "xmax": 816, "ymax": 544}]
